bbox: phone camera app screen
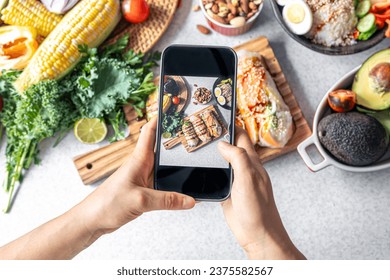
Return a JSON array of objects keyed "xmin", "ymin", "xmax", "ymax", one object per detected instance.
[
  {"xmin": 159, "ymin": 75, "xmax": 233, "ymax": 169},
  {"xmin": 156, "ymin": 74, "xmax": 234, "ymax": 198}
]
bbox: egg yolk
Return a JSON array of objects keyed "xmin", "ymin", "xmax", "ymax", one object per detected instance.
[{"xmin": 286, "ymin": 4, "xmax": 305, "ymax": 24}]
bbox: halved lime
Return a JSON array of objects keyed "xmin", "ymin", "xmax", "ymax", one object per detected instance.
[
  {"xmin": 162, "ymin": 132, "xmax": 172, "ymax": 139},
  {"xmin": 74, "ymin": 118, "xmax": 107, "ymax": 144}
]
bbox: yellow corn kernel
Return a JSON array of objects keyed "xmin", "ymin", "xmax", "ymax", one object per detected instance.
[
  {"xmin": 14, "ymin": 0, "xmax": 121, "ymax": 93},
  {"xmin": 1, "ymin": 0, "xmax": 63, "ymax": 37}
]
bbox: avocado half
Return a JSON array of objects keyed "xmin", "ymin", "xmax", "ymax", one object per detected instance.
[{"xmin": 352, "ymin": 49, "xmax": 390, "ymax": 110}]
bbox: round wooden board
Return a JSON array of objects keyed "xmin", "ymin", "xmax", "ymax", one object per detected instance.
[
  {"xmin": 168, "ymin": 76, "xmax": 189, "ymax": 113},
  {"xmin": 105, "ymin": 0, "xmax": 179, "ymax": 53}
]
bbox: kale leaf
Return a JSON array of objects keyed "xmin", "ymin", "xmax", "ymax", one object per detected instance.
[{"xmin": 66, "ymin": 35, "xmax": 158, "ymax": 142}]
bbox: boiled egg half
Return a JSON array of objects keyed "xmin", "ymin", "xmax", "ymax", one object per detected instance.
[
  {"xmin": 217, "ymin": 96, "xmax": 226, "ymax": 106},
  {"xmin": 276, "ymin": 0, "xmax": 288, "ymax": 6},
  {"xmin": 282, "ymin": 0, "xmax": 313, "ymax": 35},
  {"xmin": 214, "ymin": 87, "xmax": 222, "ymax": 97}
]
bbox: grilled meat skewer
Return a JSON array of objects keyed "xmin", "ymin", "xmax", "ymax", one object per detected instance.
[
  {"xmin": 182, "ymin": 121, "xmax": 199, "ymax": 147},
  {"xmin": 201, "ymin": 110, "xmax": 222, "ymax": 138},
  {"xmin": 190, "ymin": 115, "xmax": 211, "ymax": 143}
]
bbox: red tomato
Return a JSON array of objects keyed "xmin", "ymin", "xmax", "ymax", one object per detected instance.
[
  {"xmin": 172, "ymin": 96, "xmax": 180, "ymax": 105},
  {"xmin": 122, "ymin": 0, "xmax": 150, "ymax": 24},
  {"xmin": 0, "ymin": 96, "xmax": 3, "ymax": 112},
  {"xmin": 327, "ymin": 90, "xmax": 356, "ymax": 113}
]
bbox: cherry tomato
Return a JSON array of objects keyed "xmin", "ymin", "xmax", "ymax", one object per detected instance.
[
  {"xmin": 122, "ymin": 0, "xmax": 150, "ymax": 24},
  {"xmin": 0, "ymin": 96, "xmax": 3, "ymax": 112},
  {"xmin": 327, "ymin": 89, "xmax": 356, "ymax": 113},
  {"xmin": 172, "ymin": 96, "xmax": 180, "ymax": 105}
]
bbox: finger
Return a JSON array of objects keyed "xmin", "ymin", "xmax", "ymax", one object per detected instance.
[
  {"xmin": 133, "ymin": 117, "xmax": 157, "ymax": 158},
  {"xmin": 122, "ymin": 117, "xmax": 157, "ymax": 175},
  {"xmin": 220, "ymin": 197, "xmax": 231, "ymax": 208},
  {"xmin": 234, "ymin": 126, "xmax": 258, "ymax": 159},
  {"xmin": 218, "ymin": 141, "xmax": 253, "ymax": 174},
  {"xmin": 134, "ymin": 188, "xmax": 196, "ymax": 212}
]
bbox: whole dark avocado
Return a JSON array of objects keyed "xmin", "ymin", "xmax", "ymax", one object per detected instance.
[
  {"xmin": 352, "ymin": 49, "xmax": 390, "ymax": 110},
  {"xmin": 164, "ymin": 78, "xmax": 179, "ymax": 95},
  {"xmin": 318, "ymin": 112, "xmax": 388, "ymax": 166}
]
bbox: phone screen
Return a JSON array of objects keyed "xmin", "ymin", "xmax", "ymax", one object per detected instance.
[{"xmin": 154, "ymin": 46, "xmax": 237, "ymax": 201}]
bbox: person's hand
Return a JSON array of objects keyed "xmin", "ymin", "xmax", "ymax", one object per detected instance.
[
  {"xmin": 77, "ymin": 118, "xmax": 196, "ymax": 237},
  {"xmin": 0, "ymin": 118, "xmax": 195, "ymax": 260},
  {"xmin": 218, "ymin": 127, "xmax": 305, "ymax": 260}
]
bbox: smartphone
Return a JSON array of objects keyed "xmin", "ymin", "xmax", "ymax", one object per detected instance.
[{"xmin": 154, "ymin": 45, "xmax": 237, "ymax": 201}]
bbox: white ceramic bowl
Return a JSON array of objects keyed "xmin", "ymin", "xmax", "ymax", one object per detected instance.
[
  {"xmin": 297, "ymin": 66, "xmax": 390, "ymax": 172},
  {"xmin": 199, "ymin": 0, "xmax": 264, "ymax": 36}
]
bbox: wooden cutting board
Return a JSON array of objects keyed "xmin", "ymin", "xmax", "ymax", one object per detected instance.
[
  {"xmin": 163, "ymin": 104, "xmax": 228, "ymax": 153},
  {"xmin": 73, "ymin": 36, "xmax": 312, "ymax": 185}
]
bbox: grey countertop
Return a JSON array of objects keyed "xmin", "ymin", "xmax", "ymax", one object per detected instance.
[{"xmin": 0, "ymin": 0, "xmax": 389, "ymax": 260}]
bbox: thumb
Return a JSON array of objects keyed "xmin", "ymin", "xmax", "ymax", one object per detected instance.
[
  {"xmin": 135, "ymin": 188, "xmax": 196, "ymax": 213},
  {"xmin": 218, "ymin": 141, "xmax": 252, "ymax": 174}
]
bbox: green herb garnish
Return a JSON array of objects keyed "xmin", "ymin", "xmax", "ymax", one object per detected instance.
[{"xmin": 162, "ymin": 112, "xmax": 184, "ymax": 136}]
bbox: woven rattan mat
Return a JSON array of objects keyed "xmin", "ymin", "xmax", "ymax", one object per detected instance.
[{"xmin": 105, "ymin": 0, "xmax": 179, "ymax": 53}]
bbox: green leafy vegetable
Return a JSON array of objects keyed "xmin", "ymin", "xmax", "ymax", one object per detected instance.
[
  {"xmin": 0, "ymin": 74, "xmax": 77, "ymax": 212},
  {"xmin": 0, "ymin": 35, "xmax": 159, "ymax": 212},
  {"xmin": 102, "ymin": 35, "xmax": 129, "ymax": 57},
  {"xmin": 162, "ymin": 112, "xmax": 184, "ymax": 136},
  {"xmin": 107, "ymin": 109, "xmax": 128, "ymax": 143},
  {"xmin": 65, "ymin": 35, "xmax": 159, "ymax": 141},
  {"xmin": 219, "ymin": 78, "xmax": 232, "ymax": 86}
]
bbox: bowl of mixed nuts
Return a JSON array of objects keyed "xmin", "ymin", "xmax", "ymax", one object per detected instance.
[{"xmin": 200, "ymin": 0, "xmax": 264, "ymax": 36}]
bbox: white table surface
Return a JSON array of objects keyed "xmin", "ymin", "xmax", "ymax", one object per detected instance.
[{"xmin": 1, "ymin": 0, "xmax": 390, "ymax": 260}]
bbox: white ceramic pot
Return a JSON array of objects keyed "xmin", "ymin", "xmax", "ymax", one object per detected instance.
[{"xmin": 297, "ymin": 66, "xmax": 390, "ymax": 172}]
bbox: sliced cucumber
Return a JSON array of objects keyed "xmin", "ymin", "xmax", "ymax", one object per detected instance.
[
  {"xmin": 357, "ymin": 13, "xmax": 376, "ymax": 33},
  {"xmin": 358, "ymin": 25, "xmax": 377, "ymax": 40},
  {"xmin": 356, "ymin": 1, "xmax": 371, "ymax": 18}
]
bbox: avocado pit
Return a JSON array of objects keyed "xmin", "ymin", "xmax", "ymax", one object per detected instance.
[
  {"xmin": 369, "ymin": 62, "xmax": 390, "ymax": 93},
  {"xmin": 352, "ymin": 49, "xmax": 390, "ymax": 110}
]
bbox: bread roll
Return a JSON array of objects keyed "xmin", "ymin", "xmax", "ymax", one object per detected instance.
[
  {"xmin": 190, "ymin": 115, "xmax": 211, "ymax": 143},
  {"xmin": 201, "ymin": 109, "xmax": 222, "ymax": 138},
  {"xmin": 236, "ymin": 51, "xmax": 294, "ymax": 148},
  {"xmin": 182, "ymin": 121, "xmax": 199, "ymax": 148}
]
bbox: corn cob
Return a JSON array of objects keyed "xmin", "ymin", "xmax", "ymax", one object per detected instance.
[
  {"xmin": 14, "ymin": 0, "xmax": 121, "ymax": 93},
  {"xmin": 1, "ymin": 0, "xmax": 63, "ymax": 37}
]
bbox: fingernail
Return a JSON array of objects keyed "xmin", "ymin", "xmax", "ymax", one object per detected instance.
[{"xmin": 182, "ymin": 197, "xmax": 194, "ymax": 209}]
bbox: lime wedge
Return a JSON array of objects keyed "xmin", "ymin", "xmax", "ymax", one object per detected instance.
[
  {"xmin": 162, "ymin": 132, "xmax": 172, "ymax": 139},
  {"xmin": 74, "ymin": 118, "xmax": 107, "ymax": 144}
]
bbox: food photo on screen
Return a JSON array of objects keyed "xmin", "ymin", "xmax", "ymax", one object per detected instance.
[{"xmin": 157, "ymin": 75, "xmax": 233, "ymax": 169}]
